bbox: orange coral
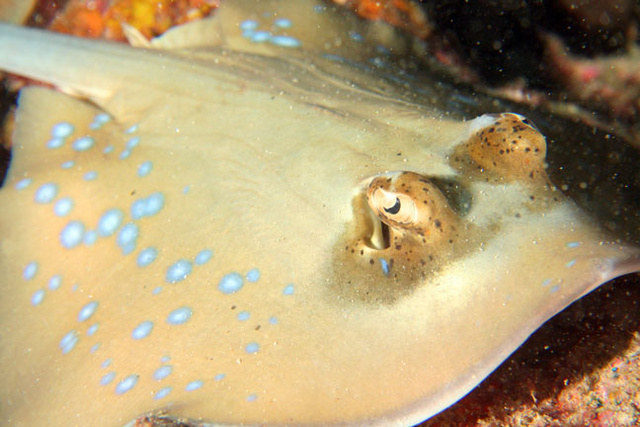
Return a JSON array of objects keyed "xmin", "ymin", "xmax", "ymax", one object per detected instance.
[
  {"xmin": 48, "ymin": 0, "xmax": 219, "ymax": 41},
  {"xmin": 335, "ymin": 0, "xmax": 431, "ymax": 39}
]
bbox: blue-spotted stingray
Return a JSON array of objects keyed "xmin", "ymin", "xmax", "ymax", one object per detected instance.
[{"xmin": 0, "ymin": 1, "xmax": 639, "ymax": 426}]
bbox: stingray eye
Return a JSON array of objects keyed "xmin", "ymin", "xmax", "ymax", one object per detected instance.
[{"xmin": 370, "ymin": 188, "xmax": 417, "ymax": 225}]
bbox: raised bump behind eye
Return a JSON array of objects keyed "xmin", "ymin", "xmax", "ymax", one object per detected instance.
[{"xmin": 457, "ymin": 113, "xmax": 549, "ymax": 183}]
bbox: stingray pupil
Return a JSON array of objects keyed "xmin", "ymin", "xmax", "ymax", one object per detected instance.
[{"xmin": 384, "ymin": 198, "xmax": 401, "ymax": 215}]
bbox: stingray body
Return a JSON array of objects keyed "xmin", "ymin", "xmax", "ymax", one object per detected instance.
[{"xmin": 0, "ymin": 1, "xmax": 638, "ymax": 426}]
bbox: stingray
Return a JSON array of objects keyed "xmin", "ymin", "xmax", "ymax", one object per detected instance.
[{"xmin": 0, "ymin": 1, "xmax": 638, "ymax": 425}]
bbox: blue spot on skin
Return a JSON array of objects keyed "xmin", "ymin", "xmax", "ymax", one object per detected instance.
[
  {"xmin": 369, "ymin": 57, "xmax": 387, "ymax": 68},
  {"xmin": 78, "ymin": 301, "xmax": 99, "ymax": 322},
  {"xmin": 137, "ymin": 161, "xmax": 153, "ymax": 177},
  {"xmin": 566, "ymin": 259, "xmax": 577, "ymax": 268},
  {"xmin": 237, "ymin": 311, "xmax": 250, "ymax": 321},
  {"xmin": 87, "ymin": 324, "xmax": 99, "ymax": 336},
  {"xmin": 61, "ymin": 160, "xmax": 75, "ymax": 169},
  {"xmin": 269, "ymin": 316, "xmax": 278, "ymax": 325},
  {"xmin": 130, "ymin": 200, "xmax": 146, "ymax": 219},
  {"xmin": 376, "ymin": 45, "xmax": 391, "ymax": 55},
  {"xmin": 214, "ymin": 373, "xmax": 226, "ymax": 381},
  {"xmin": 84, "ymin": 171, "xmax": 98, "ymax": 181},
  {"xmin": 152, "ymin": 286, "xmax": 163, "ymax": 295},
  {"xmin": 349, "ymin": 31, "xmax": 363, "ymax": 42},
  {"xmin": 166, "ymin": 260, "xmax": 193, "ymax": 283},
  {"xmin": 154, "ymin": 386, "xmax": 172, "ymax": 400},
  {"xmin": 90, "ymin": 113, "xmax": 111, "ymax": 129},
  {"xmin": 101, "ymin": 358, "xmax": 112, "ymax": 368},
  {"xmin": 84, "ymin": 230, "xmax": 98, "ymax": 246},
  {"xmin": 273, "ymin": 17, "xmax": 292, "ymax": 28},
  {"xmin": 379, "ymin": 258, "xmax": 390, "ymax": 276},
  {"xmin": 60, "ymin": 330, "xmax": 79, "ymax": 354},
  {"xmin": 251, "ymin": 30, "xmax": 271, "ymax": 42},
  {"xmin": 167, "ymin": 307, "xmax": 192, "ymax": 325},
  {"xmin": 125, "ymin": 124, "xmax": 139, "ymax": 134},
  {"xmin": 131, "ymin": 193, "xmax": 165, "ymax": 219},
  {"xmin": 194, "ymin": 249, "xmax": 213, "ymax": 265},
  {"xmin": 245, "ymin": 342, "xmax": 260, "ymax": 354},
  {"xmin": 47, "ymin": 137, "xmax": 64, "ymax": 149},
  {"xmin": 15, "ymin": 178, "xmax": 32, "ymax": 190},
  {"xmin": 115, "ymin": 374, "xmax": 139, "ymax": 395},
  {"xmin": 103, "ymin": 145, "xmax": 115, "ymax": 154},
  {"xmin": 119, "ymin": 149, "xmax": 132, "ymax": 160},
  {"xmin": 54, "ymin": 197, "xmax": 74, "ymax": 217},
  {"xmin": 60, "ymin": 221, "xmax": 85, "ymax": 249},
  {"xmin": 185, "ymin": 380, "xmax": 204, "ymax": 391},
  {"xmin": 283, "ymin": 284, "xmax": 295, "ymax": 295},
  {"xmin": 100, "ymin": 372, "xmax": 116, "ymax": 386},
  {"xmin": 247, "ymin": 394, "xmax": 258, "ymax": 402},
  {"xmin": 218, "ymin": 273, "xmax": 244, "ymax": 294},
  {"xmin": 132, "ymin": 321, "xmax": 154, "ymax": 340},
  {"xmin": 144, "ymin": 193, "xmax": 165, "ymax": 216},
  {"xmin": 31, "ymin": 289, "xmax": 45, "ymax": 306},
  {"xmin": 97, "ymin": 209, "xmax": 124, "ymax": 237},
  {"xmin": 182, "ymin": 185, "xmax": 190, "ymax": 195},
  {"xmin": 137, "ymin": 247, "xmax": 158, "ymax": 267},
  {"xmin": 94, "ymin": 113, "xmax": 111, "ymax": 123},
  {"xmin": 72, "ymin": 136, "xmax": 95, "ymax": 151},
  {"xmin": 270, "ymin": 35, "xmax": 301, "ymax": 48},
  {"xmin": 240, "ymin": 19, "xmax": 258, "ymax": 30},
  {"xmin": 566, "ymin": 241, "xmax": 581, "ymax": 248},
  {"xmin": 90, "ymin": 343, "xmax": 100, "ymax": 353},
  {"xmin": 48, "ymin": 275, "xmax": 62, "ymax": 291},
  {"xmin": 23, "ymin": 261, "xmax": 38, "ymax": 280},
  {"xmin": 117, "ymin": 223, "xmax": 139, "ymax": 255},
  {"xmin": 153, "ymin": 365, "xmax": 173, "ymax": 381},
  {"xmin": 246, "ymin": 268, "xmax": 260, "ymax": 282},
  {"xmin": 323, "ymin": 53, "xmax": 348, "ymax": 64},
  {"xmin": 550, "ymin": 285, "xmax": 560, "ymax": 293},
  {"xmin": 126, "ymin": 136, "xmax": 141, "ymax": 149},
  {"xmin": 51, "ymin": 121, "xmax": 75, "ymax": 138},
  {"xmin": 34, "ymin": 183, "xmax": 58, "ymax": 203},
  {"xmin": 161, "ymin": 355, "xmax": 171, "ymax": 363},
  {"xmin": 89, "ymin": 122, "xmax": 103, "ymax": 131}
]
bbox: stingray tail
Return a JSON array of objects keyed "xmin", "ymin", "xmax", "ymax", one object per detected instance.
[
  {"xmin": 0, "ymin": 23, "xmax": 133, "ymax": 100},
  {"xmin": 0, "ymin": 22, "xmax": 220, "ymax": 106}
]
